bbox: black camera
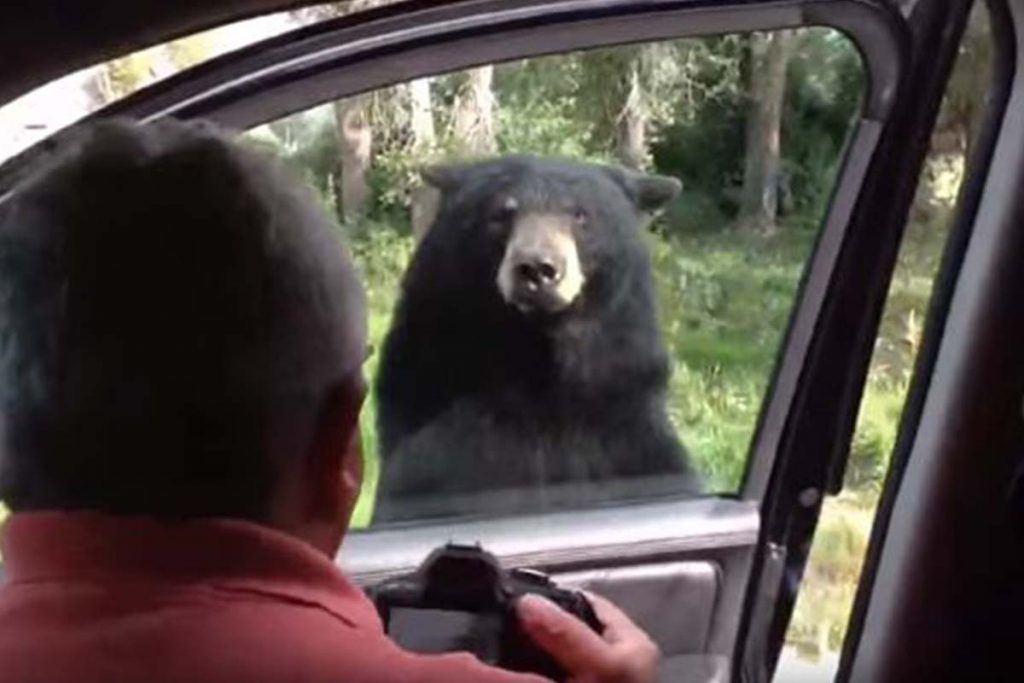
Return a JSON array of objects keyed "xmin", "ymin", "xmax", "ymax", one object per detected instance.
[{"xmin": 368, "ymin": 543, "xmax": 604, "ymax": 681}]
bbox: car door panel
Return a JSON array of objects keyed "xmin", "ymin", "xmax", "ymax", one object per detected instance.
[
  {"xmin": 342, "ymin": 498, "xmax": 758, "ymax": 582},
  {"xmin": 558, "ymin": 562, "xmax": 721, "ymax": 655},
  {"xmin": 343, "ymin": 499, "xmax": 750, "ymax": 683}
]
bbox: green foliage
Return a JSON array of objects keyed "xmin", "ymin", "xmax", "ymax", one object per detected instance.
[
  {"xmin": 653, "ymin": 30, "xmax": 863, "ymax": 229},
  {"xmin": 648, "ymin": 39, "xmax": 748, "ymax": 214},
  {"xmin": 648, "ymin": 228, "xmax": 817, "ymax": 490},
  {"xmin": 493, "ymin": 57, "xmax": 599, "ymax": 160},
  {"xmin": 347, "ymin": 224, "xmax": 416, "ymax": 528},
  {"xmin": 652, "ymin": 98, "xmax": 747, "ymax": 217},
  {"xmin": 367, "ymin": 153, "xmax": 420, "ymax": 233},
  {"xmin": 783, "ymin": 29, "xmax": 864, "ymax": 217},
  {"xmin": 847, "ymin": 380, "xmax": 907, "ymax": 491}
]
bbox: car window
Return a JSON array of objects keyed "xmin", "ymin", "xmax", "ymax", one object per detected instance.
[
  {"xmin": 779, "ymin": 2, "xmax": 995, "ymax": 678},
  {"xmin": 242, "ymin": 27, "xmax": 866, "ymax": 528}
]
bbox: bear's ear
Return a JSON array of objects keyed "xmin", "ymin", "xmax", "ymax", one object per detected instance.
[
  {"xmin": 420, "ymin": 163, "xmax": 469, "ymax": 193},
  {"xmin": 603, "ymin": 167, "xmax": 683, "ymax": 213}
]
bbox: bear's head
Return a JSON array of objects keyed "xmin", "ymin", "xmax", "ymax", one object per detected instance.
[{"xmin": 419, "ymin": 155, "xmax": 680, "ymax": 318}]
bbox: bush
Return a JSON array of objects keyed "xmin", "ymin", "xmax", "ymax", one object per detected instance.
[
  {"xmin": 652, "ymin": 96, "xmax": 746, "ymax": 216},
  {"xmin": 660, "ymin": 189, "xmax": 732, "ymax": 235},
  {"xmin": 347, "ymin": 224, "xmax": 417, "ymax": 528}
]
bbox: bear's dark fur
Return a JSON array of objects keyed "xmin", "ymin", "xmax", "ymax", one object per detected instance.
[{"xmin": 373, "ymin": 156, "xmax": 699, "ymax": 522}]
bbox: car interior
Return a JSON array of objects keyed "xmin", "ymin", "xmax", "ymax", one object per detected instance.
[{"xmin": 1, "ymin": 1, "xmax": 1022, "ymax": 682}]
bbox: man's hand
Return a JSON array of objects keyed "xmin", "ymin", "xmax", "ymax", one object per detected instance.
[{"xmin": 516, "ymin": 591, "xmax": 659, "ymax": 683}]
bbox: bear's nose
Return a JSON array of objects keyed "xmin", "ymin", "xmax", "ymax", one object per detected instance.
[{"xmin": 514, "ymin": 254, "xmax": 565, "ymax": 290}]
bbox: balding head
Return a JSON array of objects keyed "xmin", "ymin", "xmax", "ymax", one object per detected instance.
[{"xmin": 0, "ymin": 119, "xmax": 367, "ymax": 521}]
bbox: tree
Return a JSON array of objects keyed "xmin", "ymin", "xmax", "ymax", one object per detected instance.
[
  {"xmin": 294, "ymin": 0, "xmax": 382, "ymax": 224},
  {"xmin": 617, "ymin": 60, "xmax": 648, "ymax": 170},
  {"xmin": 452, "ymin": 66, "xmax": 497, "ymax": 156},
  {"xmin": 408, "ymin": 77, "xmax": 440, "ymax": 238},
  {"xmin": 574, "ymin": 47, "xmax": 653, "ymax": 169},
  {"xmin": 334, "ymin": 94, "xmax": 373, "ymax": 223},
  {"xmin": 578, "ymin": 41, "xmax": 736, "ymax": 171},
  {"xmin": 738, "ymin": 30, "xmax": 795, "ymax": 236},
  {"xmin": 292, "ymin": 0, "xmax": 383, "ymax": 224}
]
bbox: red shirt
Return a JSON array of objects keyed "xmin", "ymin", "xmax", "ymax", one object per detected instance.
[{"xmin": 0, "ymin": 513, "xmax": 551, "ymax": 683}]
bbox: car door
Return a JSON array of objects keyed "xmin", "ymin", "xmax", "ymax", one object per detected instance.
[
  {"xmin": 836, "ymin": 0, "xmax": 1021, "ymax": 680},
  {"xmin": 0, "ymin": 1, "xmax": 982, "ymax": 681}
]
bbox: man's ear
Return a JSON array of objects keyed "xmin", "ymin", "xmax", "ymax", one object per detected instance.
[
  {"xmin": 306, "ymin": 379, "xmax": 365, "ymax": 544},
  {"xmin": 602, "ymin": 166, "xmax": 683, "ymax": 213},
  {"xmin": 420, "ymin": 162, "xmax": 470, "ymax": 193}
]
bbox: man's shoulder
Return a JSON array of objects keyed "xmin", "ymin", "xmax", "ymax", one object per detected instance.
[{"xmin": 0, "ymin": 578, "xmax": 551, "ymax": 683}]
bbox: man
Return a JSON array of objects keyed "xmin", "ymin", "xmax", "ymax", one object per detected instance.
[{"xmin": 0, "ymin": 119, "xmax": 659, "ymax": 683}]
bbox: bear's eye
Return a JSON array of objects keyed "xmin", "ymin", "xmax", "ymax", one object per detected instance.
[
  {"xmin": 571, "ymin": 207, "xmax": 588, "ymax": 225},
  {"xmin": 491, "ymin": 197, "xmax": 518, "ymax": 227}
]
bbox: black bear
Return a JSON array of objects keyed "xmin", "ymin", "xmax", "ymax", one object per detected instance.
[{"xmin": 373, "ymin": 155, "xmax": 699, "ymax": 522}]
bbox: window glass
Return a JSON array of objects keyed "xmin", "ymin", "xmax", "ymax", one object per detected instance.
[
  {"xmin": 780, "ymin": 3, "xmax": 994, "ymax": 677},
  {"xmin": 244, "ymin": 28, "xmax": 866, "ymax": 528}
]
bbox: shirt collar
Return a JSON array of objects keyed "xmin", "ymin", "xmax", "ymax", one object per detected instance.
[{"xmin": 0, "ymin": 511, "xmax": 382, "ymax": 631}]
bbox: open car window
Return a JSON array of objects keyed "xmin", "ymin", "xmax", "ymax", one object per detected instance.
[{"xmin": 238, "ymin": 29, "xmax": 867, "ymax": 529}]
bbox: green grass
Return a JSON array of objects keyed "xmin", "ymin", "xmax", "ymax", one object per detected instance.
[
  {"xmin": 346, "ymin": 223, "xmax": 415, "ymax": 529},
  {"xmin": 649, "ymin": 227, "xmax": 816, "ymax": 491},
  {"xmin": 788, "ymin": 492, "xmax": 875, "ymax": 656}
]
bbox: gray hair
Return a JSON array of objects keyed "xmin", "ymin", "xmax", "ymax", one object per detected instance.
[{"xmin": 0, "ymin": 118, "xmax": 366, "ymax": 518}]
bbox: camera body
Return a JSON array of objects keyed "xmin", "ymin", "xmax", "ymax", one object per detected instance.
[{"xmin": 368, "ymin": 543, "xmax": 603, "ymax": 681}]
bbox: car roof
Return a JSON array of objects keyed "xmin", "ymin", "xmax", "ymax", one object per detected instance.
[{"xmin": 0, "ymin": 1, "xmax": 434, "ymax": 107}]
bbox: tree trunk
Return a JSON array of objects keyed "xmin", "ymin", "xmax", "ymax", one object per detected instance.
[
  {"xmin": 334, "ymin": 94, "xmax": 373, "ymax": 224},
  {"xmin": 738, "ymin": 31, "xmax": 794, "ymax": 237},
  {"xmin": 409, "ymin": 77, "xmax": 441, "ymax": 240},
  {"xmin": 616, "ymin": 61, "xmax": 648, "ymax": 171},
  {"xmin": 453, "ymin": 66, "xmax": 496, "ymax": 156}
]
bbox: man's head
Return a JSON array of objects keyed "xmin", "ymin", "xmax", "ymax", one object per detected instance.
[{"xmin": 0, "ymin": 119, "xmax": 367, "ymax": 552}]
